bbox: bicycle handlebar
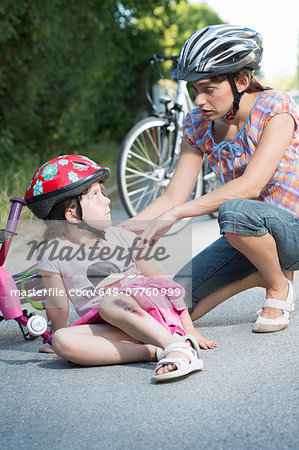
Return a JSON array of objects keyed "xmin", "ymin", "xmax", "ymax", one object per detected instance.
[
  {"xmin": 149, "ymin": 54, "xmax": 178, "ymax": 65},
  {"xmin": 0, "ymin": 197, "xmax": 26, "ymax": 266}
]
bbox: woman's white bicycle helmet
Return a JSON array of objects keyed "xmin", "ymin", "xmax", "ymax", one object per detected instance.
[
  {"xmin": 171, "ymin": 24, "xmax": 263, "ymax": 119},
  {"xmin": 171, "ymin": 24, "xmax": 263, "ymax": 81}
]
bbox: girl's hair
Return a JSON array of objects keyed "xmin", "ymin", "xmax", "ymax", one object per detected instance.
[
  {"xmin": 43, "ymin": 182, "xmax": 107, "ymax": 241},
  {"xmin": 212, "ymin": 69, "xmax": 272, "ymax": 93}
]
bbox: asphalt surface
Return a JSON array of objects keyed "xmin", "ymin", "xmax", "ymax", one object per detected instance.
[{"xmin": 0, "ymin": 196, "xmax": 298, "ymax": 450}]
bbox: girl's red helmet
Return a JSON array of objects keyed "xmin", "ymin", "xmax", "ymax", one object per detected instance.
[{"xmin": 25, "ymin": 155, "xmax": 110, "ymax": 219}]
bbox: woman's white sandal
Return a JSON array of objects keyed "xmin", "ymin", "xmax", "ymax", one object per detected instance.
[
  {"xmin": 152, "ymin": 334, "xmax": 203, "ymax": 382},
  {"xmin": 253, "ymin": 280, "xmax": 296, "ymax": 333}
]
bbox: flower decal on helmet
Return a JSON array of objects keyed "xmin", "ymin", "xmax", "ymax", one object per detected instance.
[
  {"xmin": 42, "ymin": 163, "xmax": 58, "ymax": 181},
  {"xmin": 58, "ymin": 159, "xmax": 69, "ymax": 166},
  {"xmin": 33, "ymin": 180, "xmax": 43, "ymax": 196},
  {"xmin": 91, "ymin": 163, "xmax": 100, "ymax": 169},
  {"xmin": 68, "ymin": 170, "xmax": 79, "ymax": 183}
]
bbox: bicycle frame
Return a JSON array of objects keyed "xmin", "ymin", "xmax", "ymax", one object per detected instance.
[
  {"xmin": 0, "ymin": 198, "xmax": 106, "ymax": 341},
  {"xmin": 167, "ymin": 79, "xmax": 194, "ymax": 172},
  {"xmin": 0, "ymin": 198, "xmax": 52, "ymax": 341}
]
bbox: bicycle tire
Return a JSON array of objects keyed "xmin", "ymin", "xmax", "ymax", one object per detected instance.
[{"xmin": 117, "ymin": 116, "xmax": 203, "ymax": 231}]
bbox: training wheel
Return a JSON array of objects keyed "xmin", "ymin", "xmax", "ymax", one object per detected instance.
[{"xmin": 26, "ymin": 315, "xmax": 48, "ymax": 336}]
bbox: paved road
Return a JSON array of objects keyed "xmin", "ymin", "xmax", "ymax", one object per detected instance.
[{"xmin": 1, "ymin": 196, "xmax": 298, "ymax": 449}]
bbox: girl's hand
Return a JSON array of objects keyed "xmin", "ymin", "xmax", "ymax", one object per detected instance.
[
  {"xmin": 38, "ymin": 343, "xmax": 55, "ymax": 354},
  {"xmin": 187, "ymin": 329, "xmax": 217, "ymax": 350}
]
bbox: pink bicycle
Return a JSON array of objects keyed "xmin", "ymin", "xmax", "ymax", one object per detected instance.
[{"xmin": 0, "ymin": 197, "xmax": 53, "ymax": 341}]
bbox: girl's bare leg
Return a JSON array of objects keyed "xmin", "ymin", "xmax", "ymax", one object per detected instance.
[
  {"xmin": 53, "ymin": 323, "xmax": 157, "ymax": 366},
  {"xmin": 98, "ymin": 293, "xmax": 191, "ymax": 375},
  {"xmin": 225, "ymin": 232, "xmax": 290, "ymax": 319},
  {"xmin": 53, "ymin": 294, "xmax": 189, "ymax": 375},
  {"xmin": 98, "ymin": 293, "xmax": 182, "ymax": 348}
]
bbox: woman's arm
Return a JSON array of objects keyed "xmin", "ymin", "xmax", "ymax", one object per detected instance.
[
  {"xmin": 173, "ymin": 113, "xmax": 295, "ymax": 219},
  {"xmin": 137, "ymin": 113, "xmax": 295, "ymax": 244},
  {"xmin": 40, "ymin": 270, "xmax": 69, "ymax": 331}
]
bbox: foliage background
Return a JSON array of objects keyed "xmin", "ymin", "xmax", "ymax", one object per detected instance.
[{"xmin": 0, "ymin": 0, "xmax": 223, "ymax": 222}]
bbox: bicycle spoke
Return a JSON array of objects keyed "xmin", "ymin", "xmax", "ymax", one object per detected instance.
[
  {"xmin": 127, "ymin": 185, "xmax": 150, "ymax": 197},
  {"xmin": 125, "ymin": 167, "xmax": 160, "ymax": 182},
  {"xmin": 140, "ymin": 183, "xmax": 161, "ymax": 209},
  {"xmin": 128, "ymin": 181, "xmax": 159, "ymax": 199},
  {"xmin": 123, "ymin": 171, "xmax": 158, "ymax": 187},
  {"xmin": 126, "ymin": 154, "xmax": 150, "ymax": 174},
  {"xmin": 132, "ymin": 184, "xmax": 151, "ymax": 211},
  {"xmin": 129, "ymin": 183, "xmax": 162, "ymax": 211},
  {"xmin": 124, "ymin": 176, "xmax": 155, "ymax": 189},
  {"xmin": 132, "ymin": 129, "xmax": 160, "ymax": 163},
  {"xmin": 139, "ymin": 127, "xmax": 160, "ymax": 160},
  {"xmin": 127, "ymin": 150, "xmax": 160, "ymax": 170}
]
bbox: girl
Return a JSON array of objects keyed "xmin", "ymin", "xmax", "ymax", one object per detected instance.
[
  {"xmin": 122, "ymin": 24, "xmax": 299, "ymax": 333},
  {"xmin": 25, "ymin": 155, "xmax": 215, "ymax": 383}
]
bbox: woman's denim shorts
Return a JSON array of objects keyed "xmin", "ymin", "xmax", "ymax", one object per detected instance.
[{"xmin": 174, "ymin": 199, "xmax": 299, "ymax": 311}]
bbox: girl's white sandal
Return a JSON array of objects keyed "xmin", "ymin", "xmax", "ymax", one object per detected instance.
[
  {"xmin": 152, "ymin": 334, "xmax": 203, "ymax": 383},
  {"xmin": 252, "ymin": 280, "xmax": 296, "ymax": 333}
]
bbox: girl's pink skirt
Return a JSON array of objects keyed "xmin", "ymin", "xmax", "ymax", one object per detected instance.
[{"xmin": 71, "ymin": 276, "xmax": 186, "ymax": 336}]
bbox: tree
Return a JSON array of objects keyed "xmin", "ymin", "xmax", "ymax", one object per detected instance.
[
  {"xmin": 0, "ymin": 0, "xmax": 223, "ymax": 170},
  {"xmin": 137, "ymin": 1, "xmax": 224, "ymax": 57}
]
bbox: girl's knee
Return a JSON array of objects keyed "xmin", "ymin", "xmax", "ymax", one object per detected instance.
[{"xmin": 52, "ymin": 328, "xmax": 74, "ymax": 359}]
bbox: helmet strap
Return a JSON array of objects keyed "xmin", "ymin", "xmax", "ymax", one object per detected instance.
[
  {"xmin": 225, "ymin": 73, "xmax": 245, "ymax": 121},
  {"xmin": 45, "ymin": 196, "xmax": 106, "ymax": 240},
  {"xmin": 76, "ymin": 195, "xmax": 106, "ymax": 239}
]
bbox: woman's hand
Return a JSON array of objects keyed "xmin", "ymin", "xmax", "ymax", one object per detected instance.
[
  {"xmin": 119, "ymin": 218, "xmax": 150, "ymax": 236},
  {"xmin": 125, "ymin": 209, "xmax": 178, "ymax": 247}
]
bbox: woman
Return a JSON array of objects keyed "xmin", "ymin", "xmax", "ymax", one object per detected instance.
[{"xmin": 122, "ymin": 24, "xmax": 299, "ymax": 333}]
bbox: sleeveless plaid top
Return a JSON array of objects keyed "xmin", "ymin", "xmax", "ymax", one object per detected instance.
[{"xmin": 183, "ymin": 90, "xmax": 299, "ymax": 217}]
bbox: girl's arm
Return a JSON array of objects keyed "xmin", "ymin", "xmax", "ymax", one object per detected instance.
[
  {"xmin": 137, "ymin": 113, "xmax": 295, "ymax": 244},
  {"xmin": 40, "ymin": 270, "xmax": 69, "ymax": 331},
  {"xmin": 133, "ymin": 245, "xmax": 172, "ymax": 280}
]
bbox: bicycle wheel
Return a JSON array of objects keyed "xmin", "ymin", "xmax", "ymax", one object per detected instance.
[{"xmin": 117, "ymin": 116, "xmax": 203, "ymax": 224}]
